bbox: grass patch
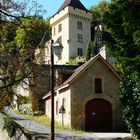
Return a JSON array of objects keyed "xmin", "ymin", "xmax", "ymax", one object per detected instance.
[
  {"xmin": 13, "ymin": 109, "xmax": 85, "ymax": 134},
  {"xmin": 13, "ymin": 109, "xmax": 51, "ymax": 126}
]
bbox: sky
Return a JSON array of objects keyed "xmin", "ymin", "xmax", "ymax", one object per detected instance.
[{"xmin": 38, "ymin": 0, "xmax": 109, "ymax": 19}]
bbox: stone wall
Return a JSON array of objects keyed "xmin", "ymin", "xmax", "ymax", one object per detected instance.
[
  {"xmin": 70, "ymin": 59, "xmax": 123, "ymax": 131},
  {"xmin": 0, "ymin": 126, "xmax": 30, "ymax": 140},
  {"xmin": 31, "ymin": 64, "xmax": 78, "ymax": 112}
]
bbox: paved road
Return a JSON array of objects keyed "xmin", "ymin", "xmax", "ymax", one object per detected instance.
[{"xmin": 0, "ymin": 107, "xmax": 132, "ymax": 140}]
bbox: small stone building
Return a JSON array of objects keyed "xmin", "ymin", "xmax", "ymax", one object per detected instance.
[{"xmin": 43, "ymin": 54, "xmax": 124, "ymax": 132}]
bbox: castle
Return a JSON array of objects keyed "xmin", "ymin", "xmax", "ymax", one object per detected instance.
[{"xmin": 50, "ymin": 0, "xmax": 92, "ymax": 64}]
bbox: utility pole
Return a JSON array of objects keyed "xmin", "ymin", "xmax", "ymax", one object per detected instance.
[
  {"xmin": 50, "ymin": 39, "xmax": 63, "ymax": 140},
  {"xmin": 50, "ymin": 39, "xmax": 55, "ymax": 140},
  {"xmin": 0, "ymin": 2, "xmax": 2, "ymax": 23}
]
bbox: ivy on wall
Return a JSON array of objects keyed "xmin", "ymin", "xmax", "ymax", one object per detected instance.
[
  {"xmin": 3, "ymin": 116, "xmax": 16, "ymax": 137},
  {"xmin": 3, "ymin": 115, "xmax": 32, "ymax": 139}
]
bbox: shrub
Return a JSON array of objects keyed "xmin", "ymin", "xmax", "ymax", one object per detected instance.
[
  {"xmin": 119, "ymin": 72, "xmax": 140, "ymax": 139},
  {"xmin": 3, "ymin": 116, "xmax": 16, "ymax": 137},
  {"xmin": 67, "ymin": 56, "xmax": 85, "ymax": 65}
]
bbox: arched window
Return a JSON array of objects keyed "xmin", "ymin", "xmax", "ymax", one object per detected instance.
[
  {"xmin": 56, "ymin": 100, "xmax": 58, "ymax": 115},
  {"xmin": 62, "ymin": 98, "xmax": 65, "ymax": 107}
]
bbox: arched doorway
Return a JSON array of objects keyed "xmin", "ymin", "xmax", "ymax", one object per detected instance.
[{"xmin": 85, "ymin": 99, "xmax": 112, "ymax": 132}]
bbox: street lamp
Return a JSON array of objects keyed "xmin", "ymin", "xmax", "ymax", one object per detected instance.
[
  {"xmin": 0, "ymin": 2, "xmax": 2, "ymax": 20},
  {"xmin": 50, "ymin": 39, "xmax": 63, "ymax": 140}
]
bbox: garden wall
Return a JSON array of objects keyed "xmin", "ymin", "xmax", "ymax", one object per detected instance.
[
  {"xmin": 0, "ymin": 126, "xmax": 50, "ymax": 140},
  {"xmin": 0, "ymin": 126, "xmax": 29, "ymax": 140}
]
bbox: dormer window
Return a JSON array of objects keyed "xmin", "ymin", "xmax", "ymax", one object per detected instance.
[
  {"xmin": 77, "ymin": 21, "xmax": 82, "ymax": 30},
  {"xmin": 58, "ymin": 24, "xmax": 62, "ymax": 32}
]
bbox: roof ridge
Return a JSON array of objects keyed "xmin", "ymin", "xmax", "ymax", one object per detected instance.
[
  {"xmin": 43, "ymin": 54, "xmax": 121, "ymax": 100},
  {"xmin": 59, "ymin": 54, "xmax": 121, "ymax": 87},
  {"xmin": 61, "ymin": 54, "xmax": 100, "ymax": 86}
]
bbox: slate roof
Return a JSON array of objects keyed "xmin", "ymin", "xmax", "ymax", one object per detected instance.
[
  {"xmin": 43, "ymin": 54, "xmax": 121, "ymax": 100},
  {"xmin": 52, "ymin": 0, "xmax": 90, "ymax": 17}
]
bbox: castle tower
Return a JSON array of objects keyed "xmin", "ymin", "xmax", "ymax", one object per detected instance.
[{"xmin": 48, "ymin": 0, "xmax": 92, "ymax": 64}]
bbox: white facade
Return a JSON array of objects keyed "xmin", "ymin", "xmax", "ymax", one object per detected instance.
[
  {"xmin": 45, "ymin": 6, "xmax": 92, "ymax": 64},
  {"xmin": 45, "ymin": 88, "xmax": 71, "ymax": 126}
]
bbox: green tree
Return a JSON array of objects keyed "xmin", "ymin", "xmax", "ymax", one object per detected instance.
[
  {"xmin": 15, "ymin": 17, "xmax": 51, "ymax": 50},
  {"xmin": 15, "ymin": 17, "xmax": 51, "ymax": 61},
  {"xmin": 103, "ymin": 0, "xmax": 140, "ymax": 138},
  {"xmin": 119, "ymin": 72, "xmax": 140, "ymax": 139},
  {"xmin": 104, "ymin": 0, "xmax": 140, "ymax": 73},
  {"xmin": 85, "ymin": 41, "xmax": 92, "ymax": 61},
  {"xmin": 90, "ymin": 0, "xmax": 108, "ymax": 29},
  {"xmin": 0, "ymin": 0, "xmax": 50, "ymax": 112},
  {"xmin": 93, "ymin": 34, "xmax": 99, "ymax": 55}
]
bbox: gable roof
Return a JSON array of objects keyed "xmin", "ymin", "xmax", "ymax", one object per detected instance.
[
  {"xmin": 61, "ymin": 54, "xmax": 121, "ymax": 87},
  {"xmin": 43, "ymin": 54, "xmax": 121, "ymax": 100}
]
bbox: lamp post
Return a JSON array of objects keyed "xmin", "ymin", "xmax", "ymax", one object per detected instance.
[{"xmin": 50, "ymin": 40, "xmax": 63, "ymax": 140}]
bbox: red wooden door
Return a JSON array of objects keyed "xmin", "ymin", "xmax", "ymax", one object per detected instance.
[{"xmin": 85, "ymin": 99, "xmax": 112, "ymax": 132}]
